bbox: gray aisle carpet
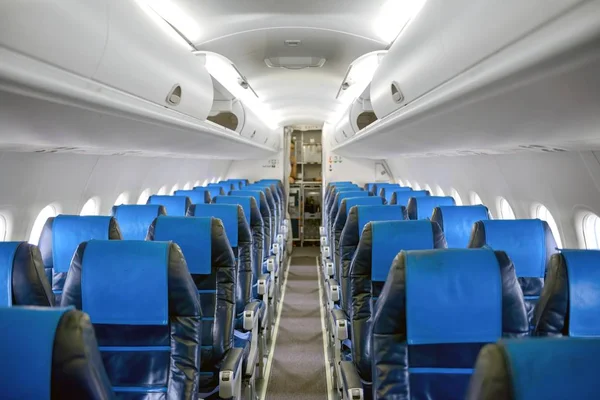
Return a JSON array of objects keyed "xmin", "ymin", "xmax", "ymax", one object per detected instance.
[{"xmin": 265, "ymin": 247, "xmax": 329, "ymax": 400}]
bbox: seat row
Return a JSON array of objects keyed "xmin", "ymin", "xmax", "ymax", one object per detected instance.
[
  {"xmin": 320, "ymin": 181, "xmax": 600, "ymax": 400},
  {"xmin": 0, "ymin": 178, "xmax": 287, "ymax": 400}
]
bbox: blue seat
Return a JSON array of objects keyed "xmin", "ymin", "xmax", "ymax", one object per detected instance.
[
  {"xmin": 146, "ymin": 217, "xmax": 244, "ymax": 398},
  {"xmin": 335, "ymin": 205, "xmax": 407, "ymax": 316},
  {"xmin": 174, "ymin": 189, "xmax": 211, "ymax": 205},
  {"xmin": 431, "ymin": 205, "xmax": 490, "ymax": 248},
  {"xmin": 246, "ymin": 184, "xmax": 280, "ymax": 236},
  {"xmin": 111, "ymin": 204, "xmax": 166, "ymax": 240},
  {"xmin": 467, "ymin": 337, "xmax": 600, "ymax": 400},
  {"xmin": 0, "ymin": 307, "xmax": 114, "ymax": 399},
  {"xmin": 227, "ymin": 179, "xmax": 249, "ymax": 189},
  {"xmin": 212, "ymin": 195, "xmax": 274, "ymax": 340},
  {"xmin": 533, "ymin": 250, "xmax": 600, "ymax": 337},
  {"xmin": 379, "ymin": 185, "xmax": 411, "ymax": 204},
  {"xmin": 328, "ymin": 191, "xmax": 369, "ymax": 264},
  {"xmin": 38, "ymin": 215, "xmax": 121, "ymax": 302},
  {"xmin": 468, "ymin": 219, "xmax": 558, "ymax": 325},
  {"xmin": 61, "ymin": 240, "xmax": 203, "ymax": 399},
  {"xmin": 0, "ymin": 242, "xmax": 54, "ymax": 307},
  {"xmin": 338, "ymin": 220, "xmax": 447, "ymax": 397},
  {"xmin": 331, "ymin": 197, "xmax": 386, "ymax": 283},
  {"xmin": 390, "ymin": 189, "xmax": 430, "ymax": 206},
  {"xmin": 407, "ymin": 195, "xmax": 456, "ymax": 220},
  {"xmin": 194, "ymin": 186, "xmax": 225, "ymax": 202},
  {"xmin": 147, "ymin": 195, "xmax": 191, "ymax": 216},
  {"xmin": 370, "ymin": 248, "xmax": 528, "ymax": 399},
  {"xmin": 188, "ymin": 203, "xmax": 264, "ymax": 387},
  {"xmin": 324, "ymin": 183, "xmax": 359, "ymax": 212}
]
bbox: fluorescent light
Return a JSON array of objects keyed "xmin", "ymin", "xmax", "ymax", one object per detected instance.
[
  {"xmin": 328, "ymin": 51, "xmax": 385, "ymax": 124},
  {"xmin": 134, "ymin": 0, "xmax": 199, "ymax": 50},
  {"xmin": 201, "ymin": 52, "xmax": 281, "ymax": 130},
  {"xmin": 374, "ymin": 0, "xmax": 427, "ymax": 43}
]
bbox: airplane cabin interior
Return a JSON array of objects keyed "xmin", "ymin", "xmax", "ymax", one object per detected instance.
[{"xmin": 2, "ymin": 1, "xmax": 600, "ymax": 399}]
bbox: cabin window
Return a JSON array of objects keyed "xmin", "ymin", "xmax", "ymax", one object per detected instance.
[
  {"xmin": 114, "ymin": 192, "xmax": 129, "ymax": 206},
  {"xmin": 157, "ymin": 186, "xmax": 168, "ymax": 195},
  {"xmin": 170, "ymin": 184, "xmax": 179, "ymax": 195},
  {"xmin": 183, "ymin": 182, "xmax": 193, "ymax": 190},
  {"xmin": 210, "ymin": 177, "xmax": 217, "ymax": 183},
  {"xmin": 470, "ymin": 192, "xmax": 483, "ymax": 206},
  {"xmin": 533, "ymin": 204, "xmax": 563, "ymax": 248},
  {"xmin": 194, "ymin": 180, "xmax": 202, "ymax": 187},
  {"xmin": 80, "ymin": 198, "xmax": 99, "ymax": 216},
  {"xmin": 413, "ymin": 182, "xmax": 421, "ymax": 190},
  {"xmin": 450, "ymin": 188, "xmax": 463, "ymax": 205},
  {"xmin": 0, "ymin": 215, "xmax": 7, "ymax": 241},
  {"xmin": 424, "ymin": 184, "xmax": 432, "ymax": 193},
  {"xmin": 397, "ymin": 179, "xmax": 404, "ymax": 186},
  {"xmin": 498, "ymin": 197, "xmax": 516, "ymax": 220},
  {"xmin": 137, "ymin": 189, "xmax": 151, "ymax": 204},
  {"xmin": 29, "ymin": 204, "xmax": 58, "ymax": 245},
  {"xmin": 582, "ymin": 213, "xmax": 600, "ymax": 249},
  {"xmin": 202, "ymin": 179, "xmax": 209, "ymax": 187},
  {"xmin": 436, "ymin": 185, "xmax": 445, "ymax": 196}
]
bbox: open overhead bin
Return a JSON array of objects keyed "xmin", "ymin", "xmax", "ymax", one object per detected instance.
[
  {"xmin": 334, "ymin": 0, "xmax": 600, "ymax": 158},
  {"xmin": 0, "ymin": 0, "xmax": 277, "ymax": 159}
]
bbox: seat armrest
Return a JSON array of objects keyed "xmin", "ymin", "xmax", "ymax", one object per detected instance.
[
  {"xmin": 243, "ymin": 301, "xmax": 261, "ymax": 331},
  {"xmin": 266, "ymin": 256, "xmax": 277, "ymax": 272},
  {"xmin": 219, "ymin": 347, "xmax": 244, "ymax": 399},
  {"xmin": 339, "ymin": 361, "xmax": 364, "ymax": 400},
  {"xmin": 257, "ymin": 273, "xmax": 271, "ymax": 296},
  {"xmin": 328, "ymin": 279, "xmax": 340, "ymax": 302},
  {"xmin": 331, "ymin": 308, "xmax": 349, "ymax": 341},
  {"xmin": 325, "ymin": 261, "xmax": 334, "ymax": 278}
]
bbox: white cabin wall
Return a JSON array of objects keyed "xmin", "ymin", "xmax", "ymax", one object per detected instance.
[
  {"xmin": 225, "ymin": 149, "xmax": 285, "ymax": 182},
  {"xmin": 387, "ymin": 150, "xmax": 600, "ymax": 249},
  {"xmin": 0, "ymin": 151, "xmax": 231, "ymax": 241},
  {"xmin": 322, "ymin": 135, "xmax": 379, "ymax": 186}
]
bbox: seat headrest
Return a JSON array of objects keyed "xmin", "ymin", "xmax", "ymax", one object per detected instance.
[
  {"xmin": 111, "ymin": 204, "xmax": 166, "ymax": 240},
  {"xmin": 189, "ymin": 204, "xmax": 242, "ymax": 247},
  {"xmin": 469, "ymin": 338, "xmax": 600, "ymax": 400},
  {"xmin": 380, "ymin": 186, "xmax": 412, "ymax": 203},
  {"xmin": 209, "ymin": 182, "xmax": 234, "ymax": 193},
  {"xmin": 431, "ymin": 205, "xmax": 490, "ymax": 248},
  {"xmin": 0, "ymin": 307, "xmax": 112, "ymax": 399},
  {"xmin": 336, "ymin": 191, "xmax": 368, "ymax": 207},
  {"xmin": 214, "ymin": 194, "xmax": 256, "ymax": 226},
  {"xmin": 0, "ymin": 242, "xmax": 53, "ymax": 307},
  {"xmin": 356, "ymin": 205, "xmax": 407, "ymax": 237},
  {"xmin": 174, "ymin": 189, "xmax": 210, "ymax": 204},
  {"xmin": 50, "ymin": 215, "xmax": 117, "ymax": 273},
  {"xmin": 469, "ymin": 219, "xmax": 556, "ymax": 279},
  {"xmin": 150, "ymin": 216, "xmax": 212, "ymax": 275},
  {"xmin": 195, "ymin": 186, "xmax": 225, "ymax": 200},
  {"xmin": 81, "ymin": 240, "xmax": 170, "ymax": 326},
  {"xmin": 364, "ymin": 183, "xmax": 378, "ymax": 193},
  {"xmin": 368, "ymin": 220, "xmax": 440, "ymax": 282},
  {"xmin": 344, "ymin": 196, "xmax": 384, "ymax": 216},
  {"xmin": 407, "ymin": 196, "xmax": 456, "ymax": 220},
  {"xmin": 391, "ymin": 190, "xmax": 430, "ymax": 206},
  {"xmin": 556, "ymin": 250, "xmax": 600, "ymax": 337},
  {"xmin": 147, "ymin": 195, "xmax": 191, "ymax": 216},
  {"xmin": 403, "ymin": 248, "xmax": 502, "ymax": 344}
]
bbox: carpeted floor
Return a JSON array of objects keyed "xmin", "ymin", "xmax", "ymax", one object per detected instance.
[{"xmin": 265, "ymin": 247, "xmax": 329, "ymax": 399}]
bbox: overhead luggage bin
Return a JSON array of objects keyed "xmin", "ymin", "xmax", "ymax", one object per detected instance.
[{"xmin": 0, "ymin": 1, "xmax": 278, "ymax": 159}]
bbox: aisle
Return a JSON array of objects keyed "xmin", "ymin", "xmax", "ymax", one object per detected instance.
[{"xmin": 264, "ymin": 247, "xmax": 331, "ymax": 399}]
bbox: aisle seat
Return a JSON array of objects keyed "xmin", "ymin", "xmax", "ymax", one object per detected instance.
[
  {"xmin": 390, "ymin": 189, "xmax": 430, "ymax": 206},
  {"xmin": 431, "ymin": 205, "xmax": 490, "ymax": 248},
  {"xmin": 111, "ymin": 204, "xmax": 166, "ymax": 240},
  {"xmin": 147, "ymin": 195, "xmax": 191, "ymax": 216},
  {"xmin": 407, "ymin": 196, "xmax": 456, "ymax": 220}
]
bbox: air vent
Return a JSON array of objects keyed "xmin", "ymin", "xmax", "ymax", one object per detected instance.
[
  {"xmin": 265, "ymin": 57, "xmax": 326, "ymax": 70},
  {"xmin": 518, "ymin": 144, "xmax": 567, "ymax": 153},
  {"xmin": 284, "ymin": 40, "xmax": 302, "ymax": 47}
]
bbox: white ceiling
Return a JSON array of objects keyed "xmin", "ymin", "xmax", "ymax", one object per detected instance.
[{"xmin": 175, "ymin": 0, "xmax": 390, "ymax": 126}]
